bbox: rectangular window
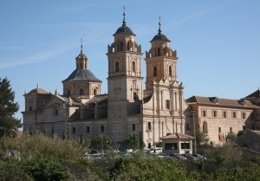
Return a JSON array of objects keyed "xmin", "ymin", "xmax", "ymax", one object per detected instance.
[
  {"xmin": 230, "ymin": 127, "xmax": 233, "ymax": 133},
  {"xmin": 80, "ymin": 89, "xmax": 84, "ymax": 95},
  {"xmin": 86, "ymin": 126, "xmax": 90, "ymax": 133},
  {"xmin": 223, "ymin": 111, "xmax": 227, "ymax": 118},
  {"xmin": 233, "ymin": 112, "xmax": 237, "ymax": 118},
  {"xmin": 55, "ymin": 108, "xmax": 59, "ymax": 116},
  {"xmin": 165, "ymin": 100, "xmax": 170, "ymax": 109},
  {"xmin": 72, "ymin": 127, "xmax": 76, "ymax": 134},
  {"xmin": 181, "ymin": 143, "xmax": 190, "ymax": 149},
  {"xmin": 213, "ymin": 110, "xmax": 217, "ymax": 118},
  {"xmin": 165, "ymin": 143, "xmax": 178, "ymax": 150},
  {"xmin": 132, "ymin": 124, "xmax": 136, "ymax": 131},
  {"xmin": 186, "ymin": 123, "xmax": 190, "ymax": 131},
  {"xmin": 101, "ymin": 125, "xmax": 104, "ymax": 133},
  {"xmin": 148, "ymin": 122, "xmax": 152, "ymax": 131},
  {"xmin": 153, "ymin": 67, "xmax": 157, "ymax": 77},
  {"xmin": 242, "ymin": 112, "xmax": 246, "ymax": 119},
  {"xmin": 202, "ymin": 110, "xmax": 207, "ymax": 117},
  {"xmin": 218, "ymin": 127, "xmax": 221, "ymax": 133}
]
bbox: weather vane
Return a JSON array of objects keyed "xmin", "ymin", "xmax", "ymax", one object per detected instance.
[
  {"xmin": 80, "ymin": 38, "xmax": 84, "ymax": 53},
  {"xmin": 123, "ymin": 6, "xmax": 126, "ymax": 25},
  {"xmin": 158, "ymin": 16, "xmax": 162, "ymax": 34}
]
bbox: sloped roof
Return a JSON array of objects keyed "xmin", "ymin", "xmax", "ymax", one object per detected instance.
[
  {"xmin": 83, "ymin": 94, "xmax": 108, "ymax": 106},
  {"xmin": 161, "ymin": 133, "xmax": 194, "ymax": 140},
  {"xmin": 186, "ymin": 96, "xmax": 257, "ymax": 108},
  {"xmin": 143, "ymin": 94, "xmax": 153, "ymax": 103},
  {"xmin": 245, "ymin": 89, "xmax": 260, "ymax": 99},
  {"xmin": 62, "ymin": 69, "xmax": 101, "ymax": 83},
  {"xmin": 55, "ymin": 95, "xmax": 81, "ymax": 106}
]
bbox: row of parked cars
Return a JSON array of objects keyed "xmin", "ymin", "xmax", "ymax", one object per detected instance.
[
  {"xmin": 145, "ymin": 147, "xmax": 207, "ymax": 161},
  {"xmin": 172, "ymin": 153, "xmax": 207, "ymax": 161},
  {"xmin": 83, "ymin": 148, "xmax": 207, "ymax": 161}
]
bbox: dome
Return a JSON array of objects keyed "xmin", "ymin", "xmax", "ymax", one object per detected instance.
[
  {"xmin": 113, "ymin": 12, "xmax": 135, "ymax": 36},
  {"xmin": 63, "ymin": 69, "xmax": 102, "ymax": 83},
  {"xmin": 114, "ymin": 23, "xmax": 135, "ymax": 36},
  {"xmin": 28, "ymin": 87, "xmax": 48, "ymax": 95},
  {"xmin": 151, "ymin": 19, "xmax": 171, "ymax": 42},
  {"xmin": 151, "ymin": 33, "xmax": 170, "ymax": 42}
]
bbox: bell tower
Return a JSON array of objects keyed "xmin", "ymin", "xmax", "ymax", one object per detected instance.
[
  {"xmin": 107, "ymin": 10, "xmax": 143, "ymax": 142},
  {"xmin": 145, "ymin": 18, "xmax": 178, "ymax": 90},
  {"xmin": 107, "ymin": 10, "xmax": 143, "ymax": 102},
  {"xmin": 144, "ymin": 18, "xmax": 185, "ymax": 135}
]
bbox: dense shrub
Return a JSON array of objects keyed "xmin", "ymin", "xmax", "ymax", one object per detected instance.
[{"xmin": 0, "ymin": 134, "xmax": 259, "ymax": 181}]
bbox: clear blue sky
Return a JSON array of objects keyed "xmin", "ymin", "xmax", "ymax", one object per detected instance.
[{"xmin": 0, "ymin": 0, "xmax": 260, "ymax": 120}]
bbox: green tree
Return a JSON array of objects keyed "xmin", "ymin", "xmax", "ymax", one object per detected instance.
[
  {"xmin": 195, "ymin": 129, "xmax": 209, "ymax": 146},
  {"xmin": 91, "ymin": 135, "xmax": 112, "ymax": 151},
  {"xmin": 0, "ymin": 78, "xmax": 21, "ymax": 137},
  {"xmin": 226, "ymin": 132, "xmax": 237, "ymax": 144},
  {"xmin": 123, "ymin": 134, "xmax": 144, "ymax": 150}
]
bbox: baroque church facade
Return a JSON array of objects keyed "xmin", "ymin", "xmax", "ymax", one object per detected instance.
[
  {"xmin": 23, "ymin": 15, "xmax": 186, "ymax": 148},
  {"xmin": 23, "ymin": 14, "xmax": 260, "ymax": 147}
]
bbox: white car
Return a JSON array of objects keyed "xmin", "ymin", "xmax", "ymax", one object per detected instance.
[{"xmin": 150, "ymin": 147, "xmax": 163, "ymax": 154}]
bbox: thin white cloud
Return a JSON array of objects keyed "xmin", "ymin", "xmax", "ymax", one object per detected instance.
[
  {"xmin": 0, "ymin": 44, "xmax": 74, "ymax": 69},
  {"xmin": 169, "ymin": 1, "xmax": 237, "ymax": 30},
  {"xmin": 171, "ymin": 10, "xmax": 210, "ymax": 29}
]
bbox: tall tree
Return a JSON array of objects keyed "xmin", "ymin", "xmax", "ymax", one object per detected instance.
[
  {"xmin": 0, "ymin": 77, "xmax": 21, "ymax": 136},
  {"xmin": 195, "ymin": 129, "xmax": 209, "ymax": 146}
]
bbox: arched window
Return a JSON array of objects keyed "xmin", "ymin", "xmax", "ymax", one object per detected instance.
[
  {"xmin": 169, "ymin": 66, "xmax": 172, "ymax": 76},
  {"xmin": 153, "ymin": 66, "xmax": 157, "ymax": 77},
  {"xmin": 67, "ymin": 89, "xmax": 71, "ymax": 96},
  {"xmin": 132, "ymin": 61, "xmax": 136, "ymax": 72},
  {"xmin": 115, "ymin": 61, "xmax": 120, "ymax": 72},
  {"xmin": 133, "ymin": 92, "xmax": 138, "ymax": 100},
  {"xmin": 157, "ymin": 48, "xmax": 161, "ymax": 56},
  {"xmin": 203, "ymin": 121, "xmax": 208, "ymax": 133},
  {"xmin": 127, "ymin": 42, "xmax": 130, "ymax": 50},
  {"xmin": 94, "ymin": 88, "xmax": 97, "ymax": 96}
]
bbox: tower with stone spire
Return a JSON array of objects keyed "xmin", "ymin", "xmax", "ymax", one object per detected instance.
[{"xmin": 107, "ymin": 9, "xmax": 143, "ymax": 142}]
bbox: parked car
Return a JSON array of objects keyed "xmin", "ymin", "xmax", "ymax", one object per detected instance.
[
  {"xmin": 150, "ymin": 147, "xmax": 163, "ymax": 154},
  {"xmin": 193, "ymin": 153, "xmax": 207, "ymax": 161},
  {"xmin": 172, "ymin": 153, "xmax": 187, "ymax": 160},
  {"xmin": 184, "ymin": 153, "xmax": 199, "ymax": 161},
  {"xmin": 157, "ymin": 153, "xmax": 172, "ymax": 159}
]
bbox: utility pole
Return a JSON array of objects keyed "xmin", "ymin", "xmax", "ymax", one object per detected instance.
[
  {"xmin": 101, "ymin": 134, "xmax": 104, "ymax": 155},
  {"xmin": 192, "ymin": 111, "xmax": 197, "ymax": 155}
]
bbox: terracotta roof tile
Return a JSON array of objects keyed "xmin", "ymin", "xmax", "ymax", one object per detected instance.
[
  {"xmin": 186, "ymin": 96, "xmax": 258, "ymax": 108},
  {"xmin": 160, "ymin": 133, "xmax": 193, "ymax": 140}
]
